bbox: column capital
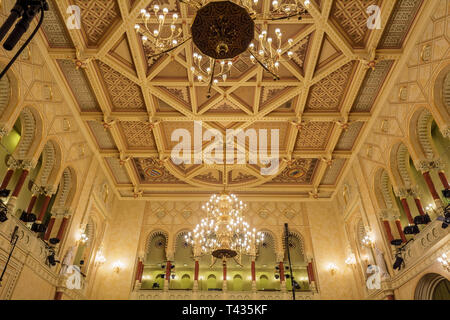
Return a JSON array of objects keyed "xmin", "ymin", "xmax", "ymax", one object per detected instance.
[
  {"xmin": 429, "ymin": 158, "xmax": 445, "ymax": 171},
  {"xmin": 44, "ymin": 185, "xmax": 57, "ymax": 196},
  {"xmin": 276, "ymin": 252, "xmax": 284, "ymax": 263},
  {"xmin": 441, "ymin": 125, "xmax": 450, "ymax": 139},
  {"xmin": 166, "ymin": 251, "xmax": 174, "ymax": 262},
  {"xmin": 0, "ymin": 126, "xmax": 8, "ymax": 138},
  {"xmin": 408, "ymin": 185, "xmax": 421, "ymax": 198},
  {"xmin": 394, "ymin": 187, "xmax": 408, "ymax": 199},
  {"xmin": 21, "ymin": 159, "xmax": 34, "ymax": 171},
  {"xmin": 379, "ymin": 208, "xmax": 400, "ymax": 221},
  {"xmin": 6, "ymin": 155, "xmax": 20, "ymax": 170},
  {"xmin": 414, "ymin": 160, "xmax": 430, "ymax": 173},
  {"xmin": 31, "ymin": 183, "xmax": 42, "ymax": 196}
]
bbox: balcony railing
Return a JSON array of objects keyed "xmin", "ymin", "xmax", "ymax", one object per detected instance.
[
  {"xmin": 130, "ymin": 289, "xmax": 317, "ymax": 300},
  {"xmin": 401, "ymin": 218, "xmax": 449, "ymax": 269}
]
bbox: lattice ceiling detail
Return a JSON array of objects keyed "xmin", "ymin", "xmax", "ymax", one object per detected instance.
[{"xmin": 42, "ymin": 0, "xmax": 424, "ymax": 200}]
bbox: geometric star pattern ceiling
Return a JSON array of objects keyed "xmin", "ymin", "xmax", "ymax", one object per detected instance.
[{"xmin": 43, "ymin": 0, "xmax": 424, "ymax": 200}]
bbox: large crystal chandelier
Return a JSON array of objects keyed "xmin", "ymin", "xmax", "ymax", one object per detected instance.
[
  {"xmin": 135, "ymin": 0, "xmax": 309, "ymax": 94},
  {"xmin": 185, "ymin": 192, "xmax": 264, "ymax": 262}
]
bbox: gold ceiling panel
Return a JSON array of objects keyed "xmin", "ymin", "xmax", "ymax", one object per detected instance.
[
  {"xmin": 330, "ymin": 0, "xmax": 381, "ymax": 48},
  {"xmin": 75, "ymin": 0, "xmax": 122, "ymax": 46},
  {"xmin": 46, "ymin": 0, "xmax": 424, "ymax": 199}
]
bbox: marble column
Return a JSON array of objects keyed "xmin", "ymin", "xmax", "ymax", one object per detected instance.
[
  {"xmin": 54, "ymin": 216, "xmax": 69, "ymax": 244},
  {"xmin": 0, "ymin": 169, "xmax": 14, "ymax": 191},
  {"xmin": 395, "ymin": 220, "xmax": 407, "ymax": 243},
  {"xmin": 0, "ymin": 157, "xmax": 19, "ymax": 192},
  {"xmin": 251, "ymin": 257, "xmax": 256, "ymax": 291},
  {"xmin": 222, "ymin": 259, "xmax": 227, "ymax": 292},
  {"xmin": 164, "ymin": 260, "xmax": 171, "ymax": 290},
  {"xmin": 417, "ymin": 161, "xmax": 443, "ymax": 210},
  {"xmin": 44, "ymin": 217, "xmax": 56, "ymax": 240},
  {"xmin": 193, "ymin": 259, "xmax": 199, "ymax": 291},
  {"xmin": 400, "ymin": 198, "xmax": 414, "ymax": 225},
  {"xmin": 382, "ymin": 220, "xmax": 394, "ymax": 243},
  {"xmin": 36, "ymin": 194, "xmax": 52, "ymax": 225},
  {"xmin": 7, "ymin": 168, "xmax": 29, "ymax": 212},
  {"xmin": 438, "ymin": 171, "xmax": 449, "ymax": 189}
]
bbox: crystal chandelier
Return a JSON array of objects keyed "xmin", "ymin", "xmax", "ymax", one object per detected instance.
[
  {"xmin": 185, "ymin": 192, "xmax": 264, "ymax": 262},
  {"xmin": 135, "ymin": 0, "xmax": 309, "ymax": 94}
]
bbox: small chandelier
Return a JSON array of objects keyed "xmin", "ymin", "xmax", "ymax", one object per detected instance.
[
  {"xmin": 248, "ymin": 28, "xmax": 294, "ymax": 80},
  {"xmin": 185, "ymin": 192, "xmax": 264, "ymax": 262}
]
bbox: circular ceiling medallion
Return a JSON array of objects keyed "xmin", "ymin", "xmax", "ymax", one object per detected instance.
[
  {"xmin": 145, "ymin": 167, "xmax": 163, "ymax": 178},
  {"xmin": 288, "ymin": 168, "xmax": 306, "ymax": 178},
  {"xmin": 191, "ymin": 1, "xmax": 254, "ymax": 60}
]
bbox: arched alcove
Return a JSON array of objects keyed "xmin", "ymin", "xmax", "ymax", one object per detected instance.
[{"xmin": 414, "ymin": 273, "xmax": 450, "ymax": 300}]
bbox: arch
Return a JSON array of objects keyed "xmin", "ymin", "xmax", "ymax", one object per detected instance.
[
  {"xmin": 180, "ymin": 274, "xmax": 191, "ymax": 289},
  {"xmin": 0, "ymin": 62, "xmax": 20, "ymax": 127},
  {"xmin": 206, "ymin": 274, "xmax": 217, "ymax": 290},
  {"xmin": 36, "ymin": 139, "xmax": 63, "ymax": 189},
  {"xmin": 258, "ymin": 229, "xmax": 279, "ymax": 253},
  {"xmin": 409, "ymin": 107, "xmax": 439, "ymax": 161},
  {"xmin": 414, "ymin": 273, "xmax": 450, "ymax": 300},
  {"xmin": 282, "ymin": 231, "xmax": 305, "ymax": 265},
  {"xmin": 389, "ymin": 142, "xmax": 414, "ymax": 188},
  {"xmin": 13, "ymin": 107, "xmax": 44, "ymax": 162},
  {"xmin": 258, "ymin": 275, "xmax": 269, "ymax": 290},
  {"xmin": 380, "ymin": 169, "xmax": 395, "ymax": 209},
  {"xmin": 432, "ymin": 64, "xmax": 450, "ymax": 124},
  {"xmin": 0, "ymin": 74, "xmax": 11, "ymax": 116},
  {"xmin": 145, "ymin": 230, "xmax": 169, "ymax": 264},
  {"xmin": 232, "ymin": 274, "xmax": 243, "ymax": 291},
  {"xmin": 53, "ymin": 167, "xmax": 77, "ymax": 213},
  {"xmin": 373, "ymin": 168, "xmax": 389, "ymax": 210},
  {"xmin": 172, "ymin": 228, "xmax": 192, "ymax": 254}
]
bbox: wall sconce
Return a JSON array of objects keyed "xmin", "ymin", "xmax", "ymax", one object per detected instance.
[
  {"xmin": 142, "ymin": 275, "xmax": 151, "ymax": 281},
  {"xmin": 362, "ymin": 234, "xmax": 375, "ymax": 248},
  {"xmin": 112, "ymin": 260, "xmax": 125, "ymax": 274},
  {"xmin": 437, "ymin": 252, "xmax": 449, "ymax": 272},
  {"xmin": 327, "ymin": 263, "xmax": 338, "ymax": 276},
  {"xmin": 76, "ymin": 229, "xmax": 89, "ymax": 245},
  {"xmin": 345, "ymin": 253, "xmax": 356, "ymax": 266},
  {"xmin": 95, "ymin": 248, "xmax": 106, "ymax": 266},
  {"xmin": 425, "ymin": 204, "xmax": 436, "ymax": 215},
  {"xmin": 298, "ymin": 276, "xmax": 308, "ymax": 282}
]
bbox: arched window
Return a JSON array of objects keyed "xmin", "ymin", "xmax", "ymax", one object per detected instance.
[
  {"xmin": 284, "ymin": 232, "xmax": 308, "ymax": 291},
  {"xmin": 141, "ymin": 231, "xmax": 168, "ymax": 290},
  {"xmin": 181, "ymin": 274, "xmax": 191, "ymax": 289},
  {"xmin": 207, "ymin": 274, "xmax": 217, "ymax": 290},
  {"xmin": 259, "ymin": 275, "xmax": 269, "ymax": 290},
  {"xmin": 232, "ymin": 274, "xmax": 243, "ymax": 291},
  {"xmin": 256, "ymin": 232, "xmax": 277, "ymax": 291}
]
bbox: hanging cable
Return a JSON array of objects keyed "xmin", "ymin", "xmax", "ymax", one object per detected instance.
[{"xmin": 0, "ymin": 1, "xmax": 48, "ymax": 80}]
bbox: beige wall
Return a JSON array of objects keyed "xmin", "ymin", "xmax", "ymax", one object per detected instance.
[
  {"xmin": 90, "ymin": 200, "xmax": 146, "ymax": 300},
  {"xmin": 306, "ymin": 201, "xmax": 361, "ymax": 299}
]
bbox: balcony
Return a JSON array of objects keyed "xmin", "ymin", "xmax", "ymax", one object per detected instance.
[
  {"xmin": 130, "ymin": 289, "xmax": 318, "ymax": 300},
  {"xmin": 401, "ymin": 218, "xmax": 449, "ymax": 269}
]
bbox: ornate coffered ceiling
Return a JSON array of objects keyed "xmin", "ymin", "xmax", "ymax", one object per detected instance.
[{"xmin": 40, "ymin": 0, "xmax": 424, "ymax": 200}]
